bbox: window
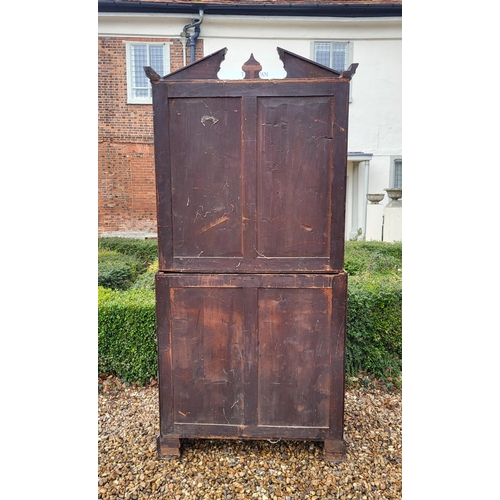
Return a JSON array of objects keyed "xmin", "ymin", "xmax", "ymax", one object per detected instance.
[
  {"xmin": 125, "ymin": 42, "xmax": 170, "ymax": 104},
  {"xmin": 313, "ymin": 41, "xmax": 351, "ymax": 73},
  {"xmin": 390, "ymin": 157, "xmax": 402, "ymax": 189},
  {"xmin": 393, "ymin": 159, "xmax": 402, "ymax": 189}
]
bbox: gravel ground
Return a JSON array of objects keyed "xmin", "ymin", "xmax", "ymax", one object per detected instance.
[{"xmin": 98, "ymin": 376, "xmax": 401, "ymax": 500}]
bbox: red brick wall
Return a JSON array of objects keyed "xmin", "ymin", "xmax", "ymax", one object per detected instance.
[{"xmin": 98, "ymin": 36, "xmax": 204, "ymax": 234}]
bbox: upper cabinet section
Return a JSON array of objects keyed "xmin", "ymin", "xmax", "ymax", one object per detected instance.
[{"xmin": 146, "ymin": 48, "xmax": 357, "ymax": 273}]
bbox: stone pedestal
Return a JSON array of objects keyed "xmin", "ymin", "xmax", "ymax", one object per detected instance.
[
  {"xmin": 365, "ymin": 193, "xmax": 385, "ymax": 241},
  {"xmin": 383, "ymin": 206, "xmax": 402, "ymax": 242},
  {"xmin": 366, "ymin": 203, "xmax": 385, "ymax": 241},
  {"xmin": 382, "ymin": 188, "xmax": 402, "ymax": 242}
]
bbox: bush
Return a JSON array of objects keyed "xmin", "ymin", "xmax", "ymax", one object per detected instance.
[
  {"xmin": 98, "ymin": 287, "xmax": 157, "ymax": 384},
  {"xmin": 98, "ymin": 250, "xmax": 139, "ymax": 290},
  {"xmin": 344, "ymin": 241, "xmax": 402, "ymax": 276},
  {"xmin": 131, "ymin": 259, "xmax": 159, "ymax": 291},
  {"xmin": 346, "ymin": 274, "xmax": 402, "ymax": 380},
  {"xmin": 98, "ymin": 237, "xmax": 158, "ymax": 274}
]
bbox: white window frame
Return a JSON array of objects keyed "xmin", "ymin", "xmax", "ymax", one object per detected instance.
[
  {"xmin": 125, "ymin": 42, "xmax": 170, "ymax": 104},
  {"xmin": 389, "ymin": 156, "xmax": 402, "ymax": 189},
  {"xmin": 311, "ymin": 41, "xmax": 354, "ymax": 101}
]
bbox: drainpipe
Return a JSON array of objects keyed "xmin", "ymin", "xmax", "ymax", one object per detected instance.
[
  {"xmin": 180, "ymin": 9, "xmax": 204, "ymax": 66},
  {"xmin": 190, "ymin": 22, "xmax": 201, "ymax": 63},
  {"xmin": 180, "ymin": 31, "xmax": 188, "ymax": 66}
]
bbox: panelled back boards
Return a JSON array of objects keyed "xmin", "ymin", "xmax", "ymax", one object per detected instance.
[{"xmin": 145, "ymin": 47, "xmax": 357, "ymax": 462}]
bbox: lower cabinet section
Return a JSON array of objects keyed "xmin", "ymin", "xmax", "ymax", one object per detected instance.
[{"xmin": 155, "ymin": 272, "xmax": 347, "ymax": 462}]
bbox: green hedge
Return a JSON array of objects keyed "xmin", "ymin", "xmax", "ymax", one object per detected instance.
[
  {"xmin": 98, "ymin": 250, "xmax": 140, "ymax": 290},
  {"xmin": 98, "ymin": 240, "xmax": 402, "ymax": 384},
  {"xmin": 346, "ymin": 274, "xmax": 402, "ymax": 380},
  {"xmin": 130, "ymin": 260, "xmax": 158, "ymax": 291},
  {"xmin": 98, "ymin": 287, "xmax": 157, "ymax": 385},
  {"xmin": 98, "ymin": 237, "xmax": 158, "ymax": 274},
  {"xmin": 344, "ymin": 240, "xmax": 402, "ymax": 276}
]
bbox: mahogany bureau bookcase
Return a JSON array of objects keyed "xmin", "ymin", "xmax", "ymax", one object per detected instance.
[{"xmin": 145, "ymin": 48, "xmax": 357, "ymax": 462}]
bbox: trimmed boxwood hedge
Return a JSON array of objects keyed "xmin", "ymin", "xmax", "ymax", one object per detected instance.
[
  {"xmin": 98, "ymin": 250, "xmax": 140, "ymax": 290},
  {"xmin": 346, "ymin": 274, "xmax": 402, "ymax": 379},
  {"xmin": 98, "ymin": 237, "xmax": 158, "ymax": 275},
  {"xmin": 98, "ymin": 287, "xmax": 157, "ymax": 385},
  {"xmin": 344, "ymin": 240, "xmax": 402, "ymax": 277},
  {"xmin": 98, "ymin": 240, "xmax": 402, "ymax": 384}
]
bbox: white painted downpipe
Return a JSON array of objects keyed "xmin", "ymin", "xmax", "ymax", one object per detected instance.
[{"xmin": 180, "ymin": 35, "xmax": 187, "ymax": 66}]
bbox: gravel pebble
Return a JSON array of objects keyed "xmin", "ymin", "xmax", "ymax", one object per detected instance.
[{"xmin": 98, "ymin": 376, "xmax": 401, "ymax": 499}]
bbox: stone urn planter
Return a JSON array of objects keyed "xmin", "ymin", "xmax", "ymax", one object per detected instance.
[
  {"xmin": 366, "ymin": 193, "xmax": 385, "ymax": 204},
  {"xmin": 384, "ymin": 188, "xmax": 402, "ymax": 207}
]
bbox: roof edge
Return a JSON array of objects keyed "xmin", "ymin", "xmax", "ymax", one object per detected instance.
[{"xmin": 98, "ymin": 1, "xmax": 402, "ymax": 18}]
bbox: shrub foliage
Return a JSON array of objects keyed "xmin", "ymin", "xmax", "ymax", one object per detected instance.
[
  {"xmin": 97, "ymin": 239, "xmax": 402, "ymax": 384},
  {"xmin": 98, "ymin": 287, "xmax": 157, "ymax": 385},
  {"xmin": 344, "ymin": 240, "xmax": 402, "ymax": 276},
  {"xmin": 346, "ymin": 274, "xmax": 402, "ymax": 380},
  {"xmin": 98, "ymin": 250, "xmax": 139, "ymax": 290},
  {"xmin": 98, "ymin": 237, "xmax": 158, "ymax": 274},
  {"xmin": 130, "ymin": 260, "xmax": 159, "ymax": 291}
]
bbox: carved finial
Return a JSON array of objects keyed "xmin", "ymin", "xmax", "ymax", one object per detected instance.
[
  {"xmin": 144, "ymin": 66, "xmax": 161, "ymax": 82},
  {"xmin": 242, "ymin": 54, "xmax": 262, "ymax": 79}
]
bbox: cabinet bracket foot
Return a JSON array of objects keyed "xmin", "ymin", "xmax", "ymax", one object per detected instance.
[
  {"xmin": 323, "ymin": 438, "xmax": 346, "ymax": 462},
  {"xmin": 157, "ymin": 435, "xmax": 181, "ymax": 459}
]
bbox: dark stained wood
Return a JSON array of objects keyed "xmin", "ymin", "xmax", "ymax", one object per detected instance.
[
  {"xmin": 151, "ymin": 82, "xmax": 173, "ymax": 270},
  {"xmin": 164, "ymin": 79, "xmax": 342, "ymax": 99},
  {"xmin": 150, "ymin": 77, "xmax": 352, "ymax": 272},
  {"xmin": 257, "ymin": 287, "xmax": 332, "ymax": 427},
  {"xmin": 256, "ymin": 96, "xmax": 332, "ymax": 258},
  {"xmin": 157, "ymin": 436, "xmax": 180, "ymax": 459},
  {"xmin": 242, "ymin": 53, "xmax": 262, "ymax": 79},
  {"xmin": 324, "ymin": 438, "xmax": 346, "ymax": 463},
  {"xmin": 330, "ymin": 83, "xmax": 350, "ymax": 271},
  {"xmin": 241, "ymin": 96, "xmax": 258, "ymax": 260},
  {"xmin": 329, "ymin": 271, "xmax": 348, "ymax": 443},
  {"xmin": 341, "ymin": 63, "xmax": 359, "ymax": 80},
  {"xmin": 155, "ymin": 272, "xmax": 347, "ymax": 452},
  {"xmin": 170, "ymin": 286, "xmax": 245, "ymax": 426},
  {"xmin": 149, "ymin": 48, "xmax": 354, "ymax": 463},
  {"xmin": 144, "ymin": 66, "xmax": 160, "ymax": 82},
  {"xmin": 169, "ymin": 97, "xmax": 243, "ymax": 258}
]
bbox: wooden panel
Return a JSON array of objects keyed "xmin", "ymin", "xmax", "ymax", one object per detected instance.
[
  {"xmin": 157, "ymin": 273, "xmax": 345, "ymax": 432},
  {"xmin": 165, "ymin": 80, "xmax": 340, "ymax": 99},
  {"xmin": 169, "ymin": 97, "xmax": 243, "ymax": 258},
  {"xmin": 330, "ymin": 83, "xmax": 350, "ymax": 271},
  {"xmin": 328, "ymin": 270, "xmax": 348, "ymax": 439},
  {"xmin": 151, "ymin": 83, "xmax": 174, "ymax": 270},
  {"xmin": 257, "ymin": 96, "xmax": 332, "ymax": 258},
  {"xmin": 153, "ymin": 80, "xmax": 349, "ymax": 272},
  {"xmin": 170, "ymin": 286, "xmax": 246, "ymax": 425},
  {"xmin": 257, "ymin": 288, "xmax": 332, "ymax": 428}
]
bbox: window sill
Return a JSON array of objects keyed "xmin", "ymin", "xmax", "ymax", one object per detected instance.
[{"xmin": 127, "ymin": 99, "xmax": 153, "ymax": 105}]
